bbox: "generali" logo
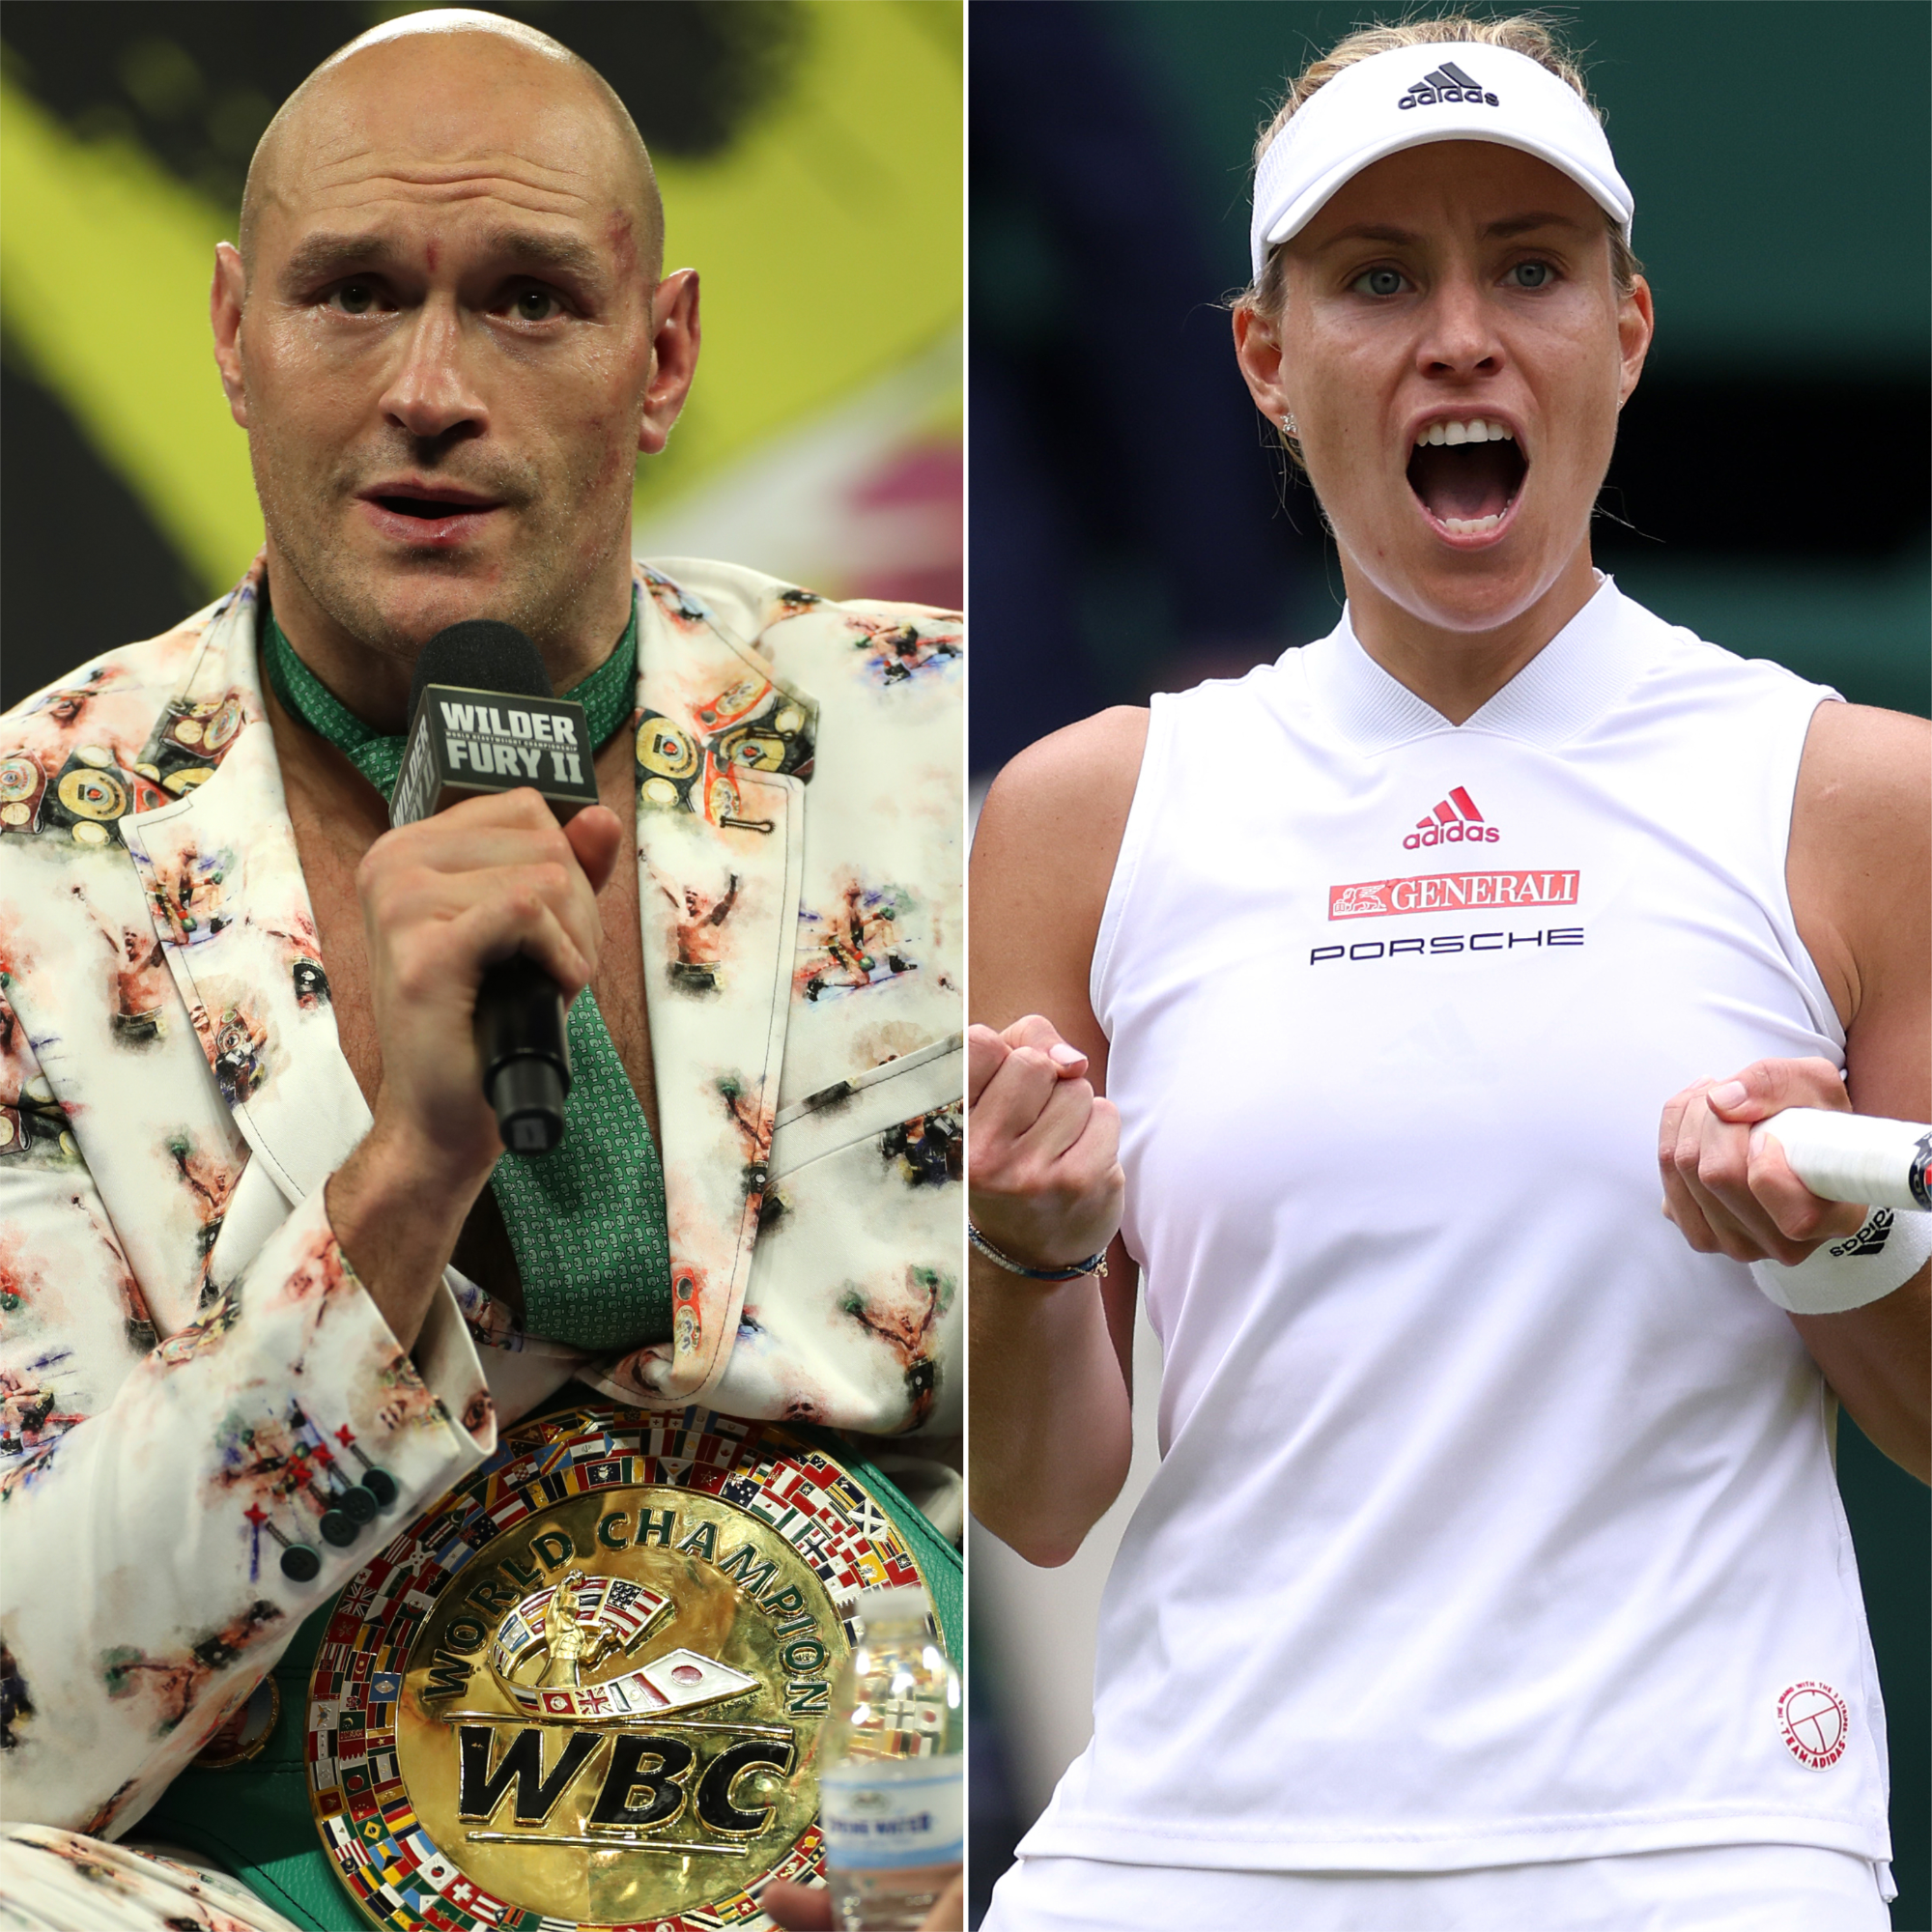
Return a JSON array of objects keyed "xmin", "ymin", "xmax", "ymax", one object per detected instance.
[{"xmin": 1330, "ymin": 870, "xmax": 1580, "ymax": 920}]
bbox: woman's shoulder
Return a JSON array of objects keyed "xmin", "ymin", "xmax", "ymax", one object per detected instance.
[
  {"xmin": 972, "ymin": 708, "xmax": 1151, "ymax": 1006},
  {"xmin": 986, "ymin": 705, "xmax": 1150, "ymax": 819},
  {"xmin": 978, "ymin": 706, "xmax": 1150, "ymax": 890}
]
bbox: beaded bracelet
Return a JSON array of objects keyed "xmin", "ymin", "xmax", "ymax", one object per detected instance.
[{"xmin": 968, "ymin": 1221, "xmax": 1110, "ymax": 1282}]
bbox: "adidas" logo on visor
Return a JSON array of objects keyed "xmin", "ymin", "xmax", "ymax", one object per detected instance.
[
  {"xmin": 1403, "ymin": 785, "xmax": 1499, "ymax": 848},
  {"xmin": 1399, "ymin": 61, "xmax": 1500, "ymax": 110}
]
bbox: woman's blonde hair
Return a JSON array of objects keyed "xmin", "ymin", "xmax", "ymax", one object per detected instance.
[{"xmin": 1243, "ymin": 13, "xmax": 1643, "ymax": 318}]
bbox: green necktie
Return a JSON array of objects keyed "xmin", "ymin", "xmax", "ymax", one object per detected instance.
[{"xmin": 260, "ymin": 601, "xmax": 671, "ymax": 1350}]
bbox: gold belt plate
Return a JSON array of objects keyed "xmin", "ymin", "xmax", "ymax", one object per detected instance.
[{"xmin": 306, "ymin": 1404, "xmax": 931, "ymax": 1931}]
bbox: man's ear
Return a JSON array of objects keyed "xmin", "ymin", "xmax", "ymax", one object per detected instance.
[
  {"xmin": 211, "ymin": 242, "xmax": 249, "ymax": 429},
  {"xmin": 638, "ymin": 269, "xmax": 700, "ymax": 456}
]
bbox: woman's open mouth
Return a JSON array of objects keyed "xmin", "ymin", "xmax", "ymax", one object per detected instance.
[{"xmin": 1406, "ymin": 418, "xmax": 1527, "ymax": 538}]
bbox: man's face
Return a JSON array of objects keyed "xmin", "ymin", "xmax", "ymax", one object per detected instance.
[{"xmin": 219, "ymin": 36, "xmax": 670, "ymax": 665}]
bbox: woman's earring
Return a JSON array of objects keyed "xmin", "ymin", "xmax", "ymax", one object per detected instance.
[{"xmin": 1280, "ymin": 412, "xmax": 1298, "ymax": 436}]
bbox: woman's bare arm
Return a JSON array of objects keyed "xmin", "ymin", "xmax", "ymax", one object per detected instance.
[
  {"xmin": 1784, "ymin": 703, "xmax": 1930, "ymax": 1479},
  {"xmin": 968, "ymin": 707, "xmax": 1149, "ymax": 1564},
  {"xmin": 1662, "ymin": 702, "xmax": 1929, "ymax": 1482}
]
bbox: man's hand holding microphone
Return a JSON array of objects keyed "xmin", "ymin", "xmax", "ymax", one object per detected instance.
[{"xmin": 324, "ymin": 622, "xmax": 619, "ymax": 1352}]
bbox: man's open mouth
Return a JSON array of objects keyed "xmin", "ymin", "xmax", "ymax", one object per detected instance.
[
  {"xmin": 371, "ymin": 494, "xmax": 495, "ymax": 519},
  {"xmin": 1406, "ymin": 418, "xmax": 1527, "ymax": 536}
]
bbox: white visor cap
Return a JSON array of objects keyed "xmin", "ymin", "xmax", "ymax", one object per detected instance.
[{"xmin": 1250, "ymin": 42, "xmax": 1634, "ymax": 281}]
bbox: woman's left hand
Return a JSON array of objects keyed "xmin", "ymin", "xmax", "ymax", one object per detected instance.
[{"xmin": 1659, "ymin": 1056, "xmax": 1872, "ymax": 1264}]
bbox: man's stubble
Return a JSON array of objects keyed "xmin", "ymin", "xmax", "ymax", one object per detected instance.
[{"xmin": 250, "ymin": 418, "xmax": 638, "ymax": 672}]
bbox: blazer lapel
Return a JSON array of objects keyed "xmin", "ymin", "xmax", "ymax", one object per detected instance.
[
  {"xmin": 122, "ymin": 574, "xmax": 372, "ymax": 1230},
  {"xmin": 599, "ymin": 564, "xmax": 815, "ymax": 1406}
]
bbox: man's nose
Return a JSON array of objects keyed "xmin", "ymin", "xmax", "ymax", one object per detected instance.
[
  {"xmin": 1416, "ymin": 276, "xmax": 1504, "ymax": 379},
  {"xmin": 377, "ymin": 300, "xmax": 488, "ymax": 440}
]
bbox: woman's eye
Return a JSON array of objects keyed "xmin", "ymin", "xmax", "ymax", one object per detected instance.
[
  {"xmin": 1508, "ymin": 261, "xmax": 1554, "ymax": 289},
  {"xmin": 1352, "ymin": 267, "xmax": 1408, "ymax": 297},
  {"xmin": 512, "ymin": 289, "xmax": 561, "ymax": 322}
]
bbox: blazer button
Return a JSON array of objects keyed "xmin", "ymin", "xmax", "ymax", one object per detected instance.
[{"xmin": 279, "ymin": 1544, "xmax": 323, "ymax": 1583}]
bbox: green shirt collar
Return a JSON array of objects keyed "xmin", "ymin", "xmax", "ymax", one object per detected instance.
[{"xmin": 261, "ymin": 595, "xmax": 639, "ymax": 802}]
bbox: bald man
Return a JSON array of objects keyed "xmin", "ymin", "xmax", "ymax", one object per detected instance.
[{"xmin": 0, "ymin": 15, "xmax": 963, "ymax": 1930}]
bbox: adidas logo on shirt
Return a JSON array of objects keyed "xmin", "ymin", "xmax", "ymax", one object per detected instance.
[
  {"xmin": 1399, "ymin": 61, "xmax": 1500, "ymax": 110},
  {"xmin": 1403, "ymin": 785, "xmax": 1500, "ymax": 848}
]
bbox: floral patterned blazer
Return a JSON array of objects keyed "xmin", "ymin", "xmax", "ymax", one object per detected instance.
[{"xmin": 0, "ymin": 556, "xmax": 962, "ymax": 1833}]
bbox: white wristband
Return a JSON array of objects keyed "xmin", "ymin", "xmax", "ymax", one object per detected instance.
[{"xmin": 1750, "ymin": 1208, "xmax": 1932, "ymax": 1315}]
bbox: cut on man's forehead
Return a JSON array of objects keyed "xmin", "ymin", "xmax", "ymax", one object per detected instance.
[
  {"xmin": 275, "ymin": 226, "xmax": 615, "ymax": 304},
  {"xmin": 240, "ymin": 11, "xmax": 661, "ymax": 285}
]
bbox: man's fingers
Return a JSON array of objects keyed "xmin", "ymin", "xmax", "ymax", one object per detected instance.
[
  {"xmin": 366, "ymin": 819, "xmax": 578, "ymax": 890},
  {"xmin": 450, "ymin": 895, "xmax": 591, "ymax": 1000},
  {"xmin": 1704, "ymin": 1056, "xmax": 1850, "ymax": 1124},
  {"xmin": 564, "ymin": 804, "xmax": 624, "ymax": 895},
  {"xmin": 919, "ymin": 1873, "xmax": 965, "ymax": 1932},
  {"xmin": 484, "ymin": 858, "xmax": 603, "ymax": 980},
  {"xmin": 756, "ymin": 1880, "xmax": 832, "ymax": 1931}
]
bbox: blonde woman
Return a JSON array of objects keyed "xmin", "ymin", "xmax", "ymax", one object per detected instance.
[{"xmin": 969, "ymin": 17, "xmax": 1927, "ymax": 1930}]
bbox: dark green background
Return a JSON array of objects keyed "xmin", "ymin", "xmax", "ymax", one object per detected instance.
[{"xmin": 1116, "ymin": 0, "xmax": 1931, "ymax": 711}]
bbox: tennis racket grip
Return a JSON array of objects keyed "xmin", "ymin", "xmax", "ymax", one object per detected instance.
[{"xmin": 1757, "ymin": 1108, "xmax": 1932, "ymax": 1212}]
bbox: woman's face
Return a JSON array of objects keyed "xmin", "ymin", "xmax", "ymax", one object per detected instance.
[{"xmin": 1236, "ymin": 141, "xmax": 1653, "ymax": 636}]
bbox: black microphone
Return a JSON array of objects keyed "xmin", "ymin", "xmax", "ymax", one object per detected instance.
[{"xmin": 390, "ymin": 621, "xmax": 603, "ymax": 1155}]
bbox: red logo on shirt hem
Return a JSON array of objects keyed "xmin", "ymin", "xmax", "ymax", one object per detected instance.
[{"xmin": 1777, "ymin": 1681, "xmax": 1849, "ymax": 1770}]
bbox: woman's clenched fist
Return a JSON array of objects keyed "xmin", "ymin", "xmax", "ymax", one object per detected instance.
[{"xmin": 968, "ymin": 1013, "xmax": 1124, "ymax": 1273}]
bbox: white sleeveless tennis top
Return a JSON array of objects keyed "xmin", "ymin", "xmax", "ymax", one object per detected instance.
[{"xmin": 1024, "ymin": 577, "xmax": 1890, "ymax": 1873}]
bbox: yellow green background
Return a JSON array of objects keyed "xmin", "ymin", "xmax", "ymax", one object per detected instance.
[{"xmin": 0, "ymin": 0, "xmax": 961, "ymax": 595}]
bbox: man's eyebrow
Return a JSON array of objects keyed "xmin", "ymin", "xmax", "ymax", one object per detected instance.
[
  {"xmin": 276, "ymin": 227, "xmax": 610, "ymax": 292},
  {"xmin": 279, "ymin": 232, "xmax": 396, "ymax": 289},
  {"xmin": 478, "ymin": 228, "xmax": 608, "ymax": 288}
]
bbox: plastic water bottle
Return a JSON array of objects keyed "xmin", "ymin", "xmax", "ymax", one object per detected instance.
[{"xmin": 817, "ymin": 1584, "xmax": 962, "ymax": 1930}]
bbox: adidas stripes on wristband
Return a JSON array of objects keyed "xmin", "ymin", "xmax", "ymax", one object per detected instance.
[{"xmin": 1750, "ymin": 1208, "xmax": 1932, "ymax": 1315}]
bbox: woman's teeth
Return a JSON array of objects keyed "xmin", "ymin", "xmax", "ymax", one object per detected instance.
[
  {"xmin": 1415, "ymin": 418, "xmax": 1514, "ymax": 446},
  {"xmin": 1439, "ymin": 512, "xmax": 1504, "ymax": 534}
]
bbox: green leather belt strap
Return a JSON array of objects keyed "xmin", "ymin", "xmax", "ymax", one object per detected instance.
[
  {"xmin": 140, "ymin": 1408, "xmax": 959, "ymax": 1932},
  {"xmin": 261, "ymin": 602, "xmax": 674, "ymax": 1350}
]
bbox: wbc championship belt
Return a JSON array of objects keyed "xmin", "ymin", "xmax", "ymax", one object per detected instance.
[{"xmin": 306, "ymin": 1404, "xmax": 935, "ymax": 1931}]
